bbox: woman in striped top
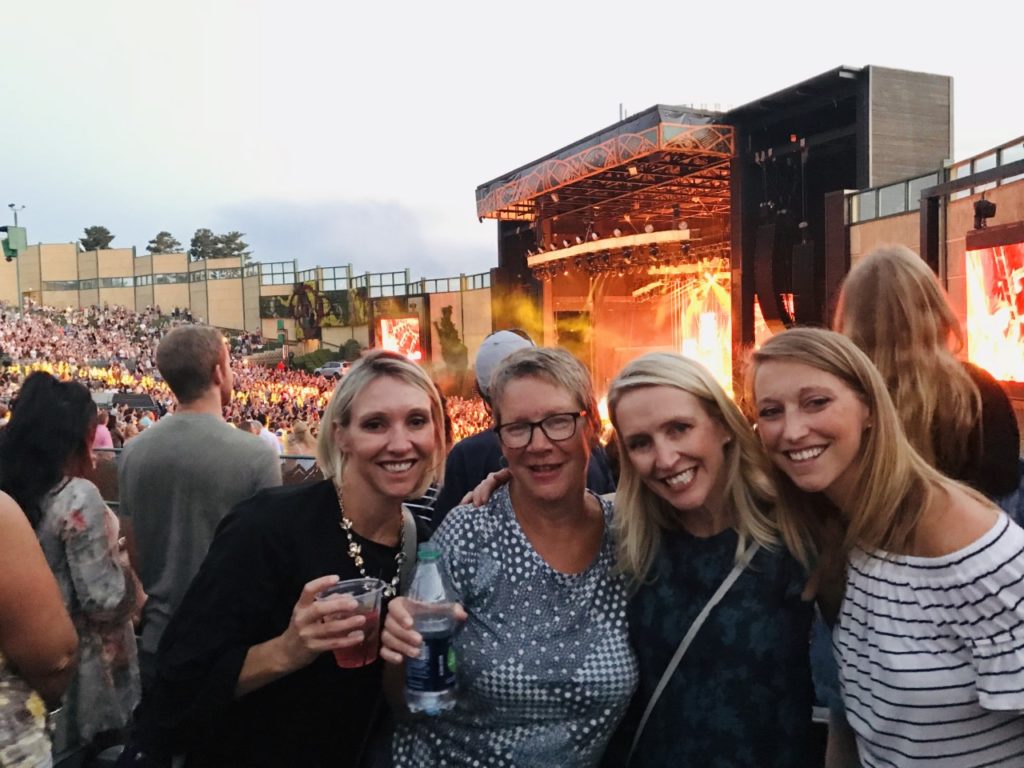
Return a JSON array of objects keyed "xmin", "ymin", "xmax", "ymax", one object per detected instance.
[{"xmin": 751, "ymin": 328, "xmax": 1024, "ymax": 767}]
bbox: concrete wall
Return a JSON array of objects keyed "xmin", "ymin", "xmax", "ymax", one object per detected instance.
[
  {"xmin": 0, "ymin": 257, "xmax": 18, "ymax": 305},
  {"xmin": 849, "ymin": 211, "xmax": 919, "ymax": 266},
  {"xmin": 243, "ymin": 271, "xmax": 260, "ymax": 332},
  {"xmin": 152, "ymin": 253, "xmax": 187, "ymax": 272},
  {"xmin": 868, "ymin": 67, "xmax": 952, "ymax": 186},
  {"xmin": 97, "ymin": 248, "xmax": 134, "ymax": 278},
  {"xmin": 40, "ymin": 244, "xmax": 78, "ymax": 282},
  {"xmin": 19, "ymin": 245, "xmax": 42, "ymax": 300},
  {"xmin": 322, "ymin": 324, "xmax": 369, "ymax": 349},
  {"xmin": 98, "ymin": 287, "xmax": 135, "ymax": 308},
  {"xmin": 78, "ymin": 250, "xmax": 99, "ymax": 307}
]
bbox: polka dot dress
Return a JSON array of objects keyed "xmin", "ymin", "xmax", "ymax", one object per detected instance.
[{"xmin": 393, "ymin": 487, "xmax": 638, "ymax": 767}]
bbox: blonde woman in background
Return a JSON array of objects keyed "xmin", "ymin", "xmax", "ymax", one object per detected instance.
[
  {"xmin": 283, "ymin": 419, "xmax": 318, "ymax": 473},
  {"xmin": 833, "ymin": 244, "xmax": 1020, "ymax": 502}
]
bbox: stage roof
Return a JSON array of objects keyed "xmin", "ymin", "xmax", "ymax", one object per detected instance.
[
  {"xmin": 725, "ymin": 65, "xmax": 862, "ymax": 128},
  {"xmin": 475, "ymin": 105, "xmax": 734, "ymax": 224}
]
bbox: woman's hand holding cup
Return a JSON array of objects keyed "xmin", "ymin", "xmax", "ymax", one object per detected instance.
[{"xmin": 281, "ymin": 575, "xmax": 369, "ymax": 670}]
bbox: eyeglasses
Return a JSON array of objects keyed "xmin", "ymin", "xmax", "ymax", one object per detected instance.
[{"xmin": 495, "ymin": 411, "xmax": 586, "ymax": 449}]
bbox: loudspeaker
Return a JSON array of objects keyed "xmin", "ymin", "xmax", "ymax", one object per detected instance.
[
  {"xmin": 753, "ymin": 220, "xmax": 793, "ymax": 333},
  {"xmin": 791, "ymin": 241, "xmax": 819, "ymax": 323}
]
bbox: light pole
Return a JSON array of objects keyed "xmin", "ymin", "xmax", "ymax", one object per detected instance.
[{"xmin": 7, "ymin": 203, "xmax": 24, "ymax": 226}]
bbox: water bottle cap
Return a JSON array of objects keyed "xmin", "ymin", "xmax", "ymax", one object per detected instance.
[{"xmin": 417, "ymin": 543, "xmax": 441, "ymax": 561}]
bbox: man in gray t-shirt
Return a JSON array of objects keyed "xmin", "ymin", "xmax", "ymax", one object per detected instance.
[{"xmin": 119, "ymin": 326, "xmax": 281, "ymax": 684}]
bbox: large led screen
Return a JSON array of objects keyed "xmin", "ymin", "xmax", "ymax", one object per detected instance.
[
  {"xmin": 378, "ymin": 316, "xmax": 423, "ymax": 361},
  {"xmin": 966, "ymin": 241, "xmax": 1024, "ymax": 382}
]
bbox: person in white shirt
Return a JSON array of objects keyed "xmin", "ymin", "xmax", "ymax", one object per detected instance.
[{"xmin": 752, "ymin": 327, "xmax": 1024, "ymax": 768}]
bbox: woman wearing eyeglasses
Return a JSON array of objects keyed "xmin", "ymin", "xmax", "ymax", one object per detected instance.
[{"xmin": 382, "ymin": 347, "xmax": 638, "ymax": 768}]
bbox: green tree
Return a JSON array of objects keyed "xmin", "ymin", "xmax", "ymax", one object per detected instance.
[
  {"xmin": 214, "ymin": 230, "xmax": 252, "ymax": 262},
  {"xmin": 342, "ymin": 338, "xmax": 362, "ymax": 361},
  {"xmin": 80, "ymin": 225, "xmax": 114, "ymax": 251},
  {"xmin": 146, "ymin": 231, "xmax": 182, "ymax": 254},
  {"xmin": 189, "ymin": 228, "xmax": 217, "ymax": 261}
]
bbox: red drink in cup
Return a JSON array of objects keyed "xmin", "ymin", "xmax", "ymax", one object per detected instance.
[
  {"xmin": 315, "ymin": 577, "xmax": 386, "ymax": 669},
  {"xmin": 332, "ymin": 608, "xmax": 381, "ymax": 667}
]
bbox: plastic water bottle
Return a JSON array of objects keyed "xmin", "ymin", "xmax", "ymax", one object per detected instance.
[{"xmin": 405, "ymin": 543, "xmax": 457, "ymax": 715}]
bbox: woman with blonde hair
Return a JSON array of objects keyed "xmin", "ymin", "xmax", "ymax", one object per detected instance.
[
  {"xmin": 124, "ymin": 350, "xmax": 445, "ymax": 767},
  {"xmin": 604, "ymin": 352, "xmax": 817, "ymax": 766},
  {"xmin": 833, "ymin": 244, "xmax": 1019, "ymax": 500},
  {"xmin": 752, "ymin": 327, "xmax": 1024, "ymax": 767},
  {"xmin": 283, "ymin": 419, "xmax": 318, "ymax": 473}
]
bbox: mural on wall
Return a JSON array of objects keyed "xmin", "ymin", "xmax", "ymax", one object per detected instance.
[
  {"xmin": 260, "ymin": 285, "xmax": 367, "ymax": 331},
  {"xmin": 259, "ymin": 295, "xmax": 291, "ymax": 319},
  {"xmin": 433, "ymin": 305, "xmax": 469, "ymax": 383},
  {"xmin": 350, "ymin": 286, "xmax": 369, "ymax": 327},
  {"xmin": 322, "ymin": 290, "xmax": 350, "ymax": 327},
  {"xmin": 288, "ymin": 281, "xmax": 332, "ymax": 341}
]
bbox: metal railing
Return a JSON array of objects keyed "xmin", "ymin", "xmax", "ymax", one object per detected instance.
[
  {"xmin": 847, "ymin": 136, "xmax": 1024, "ymax": 224},
  {"xmin": 93, "ymin": 449, "xmax": 322, "ymax": 508}
]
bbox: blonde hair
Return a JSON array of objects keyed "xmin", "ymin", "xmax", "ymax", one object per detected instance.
[
  {"xmin": 750, "ymin": 328, "xmax": 991, "ymax": 557},
  {"xmin": 489, "ymin": 347, "xmax": 601, "ymax": 437},
  {"xmin": 608, "ymin": 353, "xmax": 804, "ymax": 590},
  {"xmin": 286, "ymin": 420, "xmax": 315, "ymax": 454},
  {"xmin": 316, "ymin": 350, "xmax": 445, "ymax": 497},
  {"xmin": 833, "ymin": 245, "xmax": 981, "ymax": 475}
]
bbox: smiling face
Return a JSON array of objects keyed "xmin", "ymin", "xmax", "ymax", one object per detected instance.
[
  {"xmin": 614, "ymin": 385, "xmax": 731, "ymax": 517},
  {"xmin": 754, "ymin": 359, "xmax": 871, "ymax": 505},
  {"xmin": 334, "ymin": 375, "xmax": 436, "ymax": 504},
  {"xmin": 495, "ymin": 375, "xmax": 591, "ymax": 509}
]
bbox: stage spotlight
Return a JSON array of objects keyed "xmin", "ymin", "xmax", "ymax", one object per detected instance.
[
  {"xmin": 677, "ymin": 221, "xmax": 689, "ymax": 231},
  {"xmin": 627, "ymin": 166, "xmax": 638, "ymax": 176},
  {"xmin": 644, "ymin": 223, "xmax": 654, "ymax": 233},
  {"xmin": 563, "ymin": 267, "xmax": 570, "ymax": 276},
  {"xmin": 551, "ymin": 193, "xmax": 560, "ymax": 203},
  {"xmin": 612, "ymin": 228, "xmax": 622, "ymax": 237},
  {"xmin": 974, "ymin": 198, "xmax": 997, "ymax": 229},
  {"xmin": 562, "ymin": 239, "xmax": 570, "ymax": 248},
  {"xmin": 590, "ymin": 232, "xmax": 599, "ymax": 241},
  {"xmin": 575, "ymin": 236, "xmax": 583, "ymax": 244},
  {"xmin": 549, "ymin": 243, "xmax": 557, "ymax": 251}
]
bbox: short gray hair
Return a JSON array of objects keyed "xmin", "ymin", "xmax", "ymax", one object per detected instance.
[{"xmin": 489, "ymin": 347, "xmax": 600, "ymax": 436}]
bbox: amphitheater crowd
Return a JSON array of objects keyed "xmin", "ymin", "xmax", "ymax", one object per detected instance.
[{"xmin": 0, "ymin": 301, "xmax": 491, "ymax": 448}]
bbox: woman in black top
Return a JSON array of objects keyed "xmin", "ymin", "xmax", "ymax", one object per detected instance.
[
  {"xmin": 834, "ymin": 244, "xmax": 1020, "ymax": 499},
  {"xmin": 123, "ymin": 350, "xmax": 445, "ymax": 768}
]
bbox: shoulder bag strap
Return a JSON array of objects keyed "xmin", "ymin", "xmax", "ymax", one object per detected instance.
[
  {"xmin": 627, "ymin": 541, "xmax": 760, "ymax": 765},
  {"xmin": 398, "ymin": 506, "xmax": 418, "ymax": 594}
]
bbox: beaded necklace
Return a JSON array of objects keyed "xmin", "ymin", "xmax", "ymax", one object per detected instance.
[{"xmin": 334, "ymin": 483, "xmax": 405, "ymax": 598}]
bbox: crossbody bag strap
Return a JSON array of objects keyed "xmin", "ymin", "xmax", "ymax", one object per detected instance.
[
  {"xmin": 398, "ymin": 506, "xmax": 418, "ymax": 594},
  {"xmin": 627, "ymin": 541, "xmax": 760, "ymax": 765}
]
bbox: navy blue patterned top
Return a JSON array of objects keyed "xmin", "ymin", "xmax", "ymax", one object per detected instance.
[
  {"xmin": 394, "ymin": 486, "xmax": 638, "ymax": 767},
  {"xmin": 608, "ymin": 526, "xmax": 814, "ymax": 768}
]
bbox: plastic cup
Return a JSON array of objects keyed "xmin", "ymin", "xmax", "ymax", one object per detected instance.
[{"xmin": 316, "ymin": 577, "xmax": 385, "ymax": 668}]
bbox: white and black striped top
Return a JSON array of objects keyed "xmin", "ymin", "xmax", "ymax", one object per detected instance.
[{"xmin": 836, "ymin": 513, "xmax": 1024, "ymax": 767}]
